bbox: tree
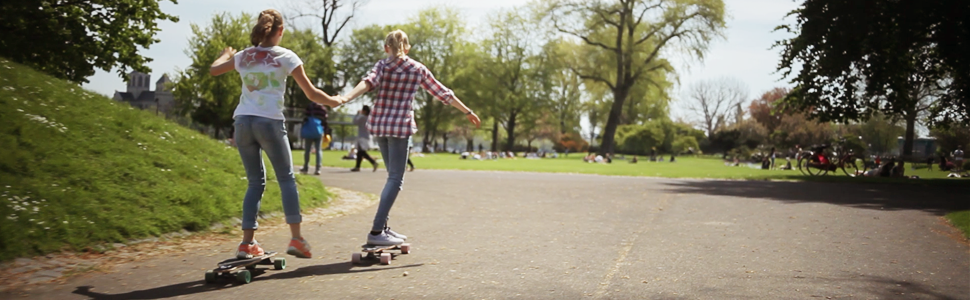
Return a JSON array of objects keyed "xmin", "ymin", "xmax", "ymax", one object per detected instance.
[
  {"xmin": 749, "ymin": 87, "xmax": 791, "ymax": 133},
  {"xmin": 338, "ymin": 24, "xmax": 389, "ymax": 93},
  {"xmin": 289, "ymin": 0, "xmax": 368, "ymax": 93},
  {"xmin": 846, "ymin": 114, "xmax": 905, "ymax": 156},
  {"xmin": 280, "ymin": 28, "xmax": 332, "ymax": 113},
  {"xmin": 775, "ymin": 0, "xmax": 970, "ymax": 158},
  {"xmin": 0, "ymin": 0, "xmax": 178, "ymax": 83},
  {"xmin": 685, "ymin": 77, "xmax": 749, "ymax": 138},
  {"xmin": 481, "ymin": 8, "xmax": 550, "ymax": 151},
  {"xmin": 930, "ymin": 124, "xmax": 970, "ymax": 156},
  {"xmin": 545, "ymin": 0, "xmax": 726, "ymax": 155},
  {"xmin": 171, "ymin": 13, "xmax": 250, "ymax": 139}
]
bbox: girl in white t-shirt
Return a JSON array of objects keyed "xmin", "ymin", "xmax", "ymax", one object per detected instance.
[{"xmin": 209, "ymin": 9, "xmax": 343, "ymax": 260}]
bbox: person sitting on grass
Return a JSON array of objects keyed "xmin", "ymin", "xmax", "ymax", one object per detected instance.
[{"xmin": 631, "ymin": 156, "xmax": 638, "ymax": 163}]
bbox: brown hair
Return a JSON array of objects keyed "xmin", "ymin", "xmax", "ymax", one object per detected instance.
[
  {"xmin": 250, "ymin": 9, "xmax": 284, "ymax": 47},
  {"xmin": 384, "ymin": 29, "xmax": 410, "ymax": 59}
]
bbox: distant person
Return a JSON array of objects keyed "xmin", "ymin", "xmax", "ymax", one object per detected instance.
[
  {"xmin": 208, "ymin": 9, "xmax": 344, "ymax": 259},
  {"xmin": 300, "ymin": 101, "xmax": 328, "ymax": 175},
  {"xmin": 351, "ymin": 105, "xmax": 379, "ymax": 172},
  {"xmin": 650, "ymin": 147, "xmax": 657, "ymax": 162},
  {"xmin": 954, "ymin": 145, "xmax": 965, "ymax": 173},
  {"xmin": 670, "ymin": 153, "xmax": 676, "ymax": 162},
  {"xmin": 342, "ymin": 146, "xmax": 357, "ymax": 160},
  {"xmin": 769, "ymin": 147, "xmax": 776, "ymax": 170},
  {"xmin": 631, "ymin": 156, "xmax": 638, "ymax": 163},
  {"xmin": 407, "ymin": 136, "xmax": 416, "ymax": 172},
  {"xmin": 339, "ymin": 29, "xmax": 481, "ymax": 246}
]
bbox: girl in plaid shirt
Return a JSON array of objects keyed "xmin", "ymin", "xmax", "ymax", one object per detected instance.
[{"xmin": 341, "ymin": 30, "xmax": 481, "ymax": 245}]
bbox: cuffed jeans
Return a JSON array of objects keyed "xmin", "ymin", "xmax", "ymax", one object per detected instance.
[
  {"xmin": 372, "ymin": 136, "xmax": 410, "ymax": 232},
  {"xmin": 234, "ymin": 115, "xmax": 301, "ymax": 229},
  {"xmin": 303, "ymin": 138, "xmax": 322, "ymax": 171}
]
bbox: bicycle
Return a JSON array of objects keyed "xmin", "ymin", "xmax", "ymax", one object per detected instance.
[{"xmin": 798, "ymin": 139, "xmax": 864, "ymax": 176}]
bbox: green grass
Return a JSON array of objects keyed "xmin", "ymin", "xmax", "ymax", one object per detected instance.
[
  {"xmin": 0, "ymin": 58, "xmax": 328, "ymax": 261},
  {"xmin": 296, "ymin": 149, "xmax": 964, "ymax": 184},
  {"xmin": 945, "ymin": 211, "xmax": 970, "ymax": 239}
]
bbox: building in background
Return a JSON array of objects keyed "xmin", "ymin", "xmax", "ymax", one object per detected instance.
[
  {"xmin": 112, "ymin": 72, "xmax": 174, "ymax": 116},
  {"xmin": 894, "ymin": 137, "xmax": 937, "ymax": 159}
]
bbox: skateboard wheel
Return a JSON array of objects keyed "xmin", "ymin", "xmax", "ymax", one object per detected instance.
[
  {"xmin": 274, "ymin": 257, "xmax": 286, "ymax": 270},
  {"xmin": 235, "ymin": 270, "xmax": 252, "ymax": 284},
  {"xmin": 400, "ymin": 244, "xmax": 411, "ymax": 254},
  {"xmin": 204, "ymin": 270, "xmax": 217, "ymax": 283},
  {"xmin": 352, "ymin": 252, "xmax": 362, "ymax": 264},
  {"xmin": 379, "ymin": 253, "xmax": 391, "ymax": 265}
]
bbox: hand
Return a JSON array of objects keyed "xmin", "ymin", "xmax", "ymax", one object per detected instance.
[
  {"xmin": 466, "ymin": 112, "xmax": 481, "ymax": 128},
  {"xmin": 220, "ymin": 46, "xmax": 237, "ymax": 58},
  {"xmin": 333, "ymin": 95, "xmax": 348, "ymax": 106}
]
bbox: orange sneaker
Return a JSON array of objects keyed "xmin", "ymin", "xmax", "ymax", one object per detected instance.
[
  {"xmin": 236, "ymin": 240, "xmax": 265, "ymax": 259},
  {"xmin": 286, "ymin": 238, "xmax": 312, "ymax": 258}
]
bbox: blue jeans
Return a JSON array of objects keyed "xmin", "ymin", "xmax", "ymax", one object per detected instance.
[
  {"xmin": 372, "ymin": 136, "xmax": 410, "ymax": 232},
  {"xmin": 233, "ymin": 115, "xmax": 301, "ymax": 229},
  {"xmin": 303, "ymin": 138, "xmax": 322, "ymax": 171}
]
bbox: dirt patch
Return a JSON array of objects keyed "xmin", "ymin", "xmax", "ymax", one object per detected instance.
[{"xmin": 0, "ymin": 187, "xmax": 375, "ymax": 292}]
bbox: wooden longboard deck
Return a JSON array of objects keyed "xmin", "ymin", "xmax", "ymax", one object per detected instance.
[
  {"xmin": 361, "ymin": 244, "xmax": 404, "ymax": 252},
  {"xmin": 215, "ymin": 251, "xmax": 277, "ymax": 272}
]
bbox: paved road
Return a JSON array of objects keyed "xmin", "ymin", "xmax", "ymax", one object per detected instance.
[{"xmin": 6, "ymin": 169, "xmax": 969, "ymax": 299}]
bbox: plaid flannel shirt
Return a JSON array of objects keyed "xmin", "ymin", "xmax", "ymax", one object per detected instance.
[{"xmin": 362, "ymin": 56, "xmax": 455, "ymax": 138}]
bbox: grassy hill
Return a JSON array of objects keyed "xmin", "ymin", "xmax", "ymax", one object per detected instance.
[{"xmin": 0, "ymin": 58, "xmax": 329, "ymax": 261}]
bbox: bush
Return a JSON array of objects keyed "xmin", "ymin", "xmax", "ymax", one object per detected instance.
[
  {"xmin": 671, "ymin": 136, "xmax": 700, "ymax": 154},
  {"xmin": 616, "ymin": 124, "xmax": 665, "ymax": 155}
]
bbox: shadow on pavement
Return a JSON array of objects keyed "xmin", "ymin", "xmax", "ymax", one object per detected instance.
[
  {"xmin": 261, "ymin": 261, "xmax": 424, "ymax": 281},
  {"xmin": 663, "ymin": 180, "xmax": 969, "ymax": 215},
  {"xmin": 72, "ymin": 282, "xmax": 228, "ymax": 300},
  {"xmin": 70, "ymin": 262, "xmax": 422, "ymax": 299}
]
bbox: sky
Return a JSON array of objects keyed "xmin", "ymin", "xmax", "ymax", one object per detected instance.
[{"xmin": 82, "ymin": 0, "xmax": 802, "ymax": 125}]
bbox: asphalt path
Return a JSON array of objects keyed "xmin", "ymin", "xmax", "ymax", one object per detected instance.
[{"xmin": 6, "ymin": 168, "xmax": 968, "ymax": 299}]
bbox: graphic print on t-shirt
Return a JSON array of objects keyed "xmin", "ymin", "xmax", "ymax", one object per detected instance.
[{"xmin": 239, "ymin": 49, "xmax": 283, "ymax": 93}]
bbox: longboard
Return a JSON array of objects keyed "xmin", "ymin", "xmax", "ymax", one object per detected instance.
[
  {"xmin": 204, "ymin": 251, "xmax": 285, "ymax": 284},
  {"xmin": 351, "ymin": 243, "xmax": 411, "ymax": 265}
]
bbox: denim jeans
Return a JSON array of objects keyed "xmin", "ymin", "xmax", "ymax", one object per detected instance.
[
  {"xmin": 372, "ymin": 136, "xmax": 410, "ymax": 232},
  {"xmin": 233, "ymin": 115, "xmax": 301, "ymax": 229},
  {"xmin": 303, "ymin": 138, "xmax": 322, "ymax": 171}
]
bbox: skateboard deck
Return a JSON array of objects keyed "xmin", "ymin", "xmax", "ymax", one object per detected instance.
[
  {"xmin": 352, "ymin": 243, "xmax": 411, "ymax": 265},
  {"xmin": 204, "ymin": 251, "xmax": 285, "ymax": 284}
]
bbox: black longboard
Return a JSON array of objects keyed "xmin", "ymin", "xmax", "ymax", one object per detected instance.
[
  {"xmin": 352, "ymin": 244, "xmax": 411, "ymax": 265},
  {"xmin": 204, "ymin": 251, "xmax": 285, "ymax": 284}
]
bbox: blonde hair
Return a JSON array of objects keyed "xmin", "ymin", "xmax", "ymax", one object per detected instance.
[
  {"xmin": 384, "ymin": 29, "xmax": 410, "ymax": 59},
  {"xmin": 250, "ymin": 9, "xmax": 284, "ymax": 47}
]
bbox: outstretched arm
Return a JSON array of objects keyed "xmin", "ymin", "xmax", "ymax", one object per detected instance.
[
  {"xmin": 209, "ymin": 47, "xmax": 236, "ymax": 76},
  {"xmin": 291, "ymin": 65, "xmax": 342, "ymax": 107},
  {"xmin": 342, "ymin": 81, "xmax": 372, "ymax": 104},
  {"xmin": 448, "ymin": 97, "xmax": 481, "ymax": 128}
]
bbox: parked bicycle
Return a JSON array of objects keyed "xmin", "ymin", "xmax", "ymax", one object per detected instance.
[{"xmin": 797, "ymin": 138, "xmax": 865, "ymax": 177}]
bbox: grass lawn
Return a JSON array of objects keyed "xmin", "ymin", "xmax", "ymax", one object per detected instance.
[
  {"xmin": 945, "ymin": 211, "xmax": 970, "ymax": 239},
  {"xmin": 295, "ymin": 149, "xmax": 965, "ymax": 184},
  {"xmin": 0, "ymin": 58, "xmax": 328, "ymax": 261}
]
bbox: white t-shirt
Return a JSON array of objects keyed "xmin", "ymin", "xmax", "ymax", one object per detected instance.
[
  {"xmin": 955, "ymin": 149, "xmax": 964, "ymax": 161},
  {"xmin": 233, "ymin": 46, "xmax": 303, "ymax": 120}
]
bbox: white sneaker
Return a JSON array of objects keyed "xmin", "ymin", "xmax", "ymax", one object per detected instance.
[
  {"xmin": 384, "ymin": 227, "xmax": 407, "ymax": 240},
  {"xmin": 367, "ymin": 231, "xmax": 404, "ymax": 246}
]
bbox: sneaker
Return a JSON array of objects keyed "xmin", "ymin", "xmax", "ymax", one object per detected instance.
[
  {"xmin": 367, "ymin": 231, "xmax": 404, "ymax": 246},
  {"xmin": 350, "ymin": 168, "xmax": 361, "ymax": 172},
  {"xmin": 286, "ymin": 238, "xmax": 312, "ymax": 258},
  {"xmin": 236, "ymin": 240, "xmax": 265, "ymax": 259},
  {"xmin": 384, "ymin": 227, "xmax": 407, "ymax": 240},
  {"xmin": 373, "ymin": 162, "xmax": 379, "ymax": 172},
  {"xmin": 299, "ymin": 167, "xmax": 308, "ymax": 175},
  {"xmin": 314, "ymin": 169, "xmax": 321, "ymax": 175}
]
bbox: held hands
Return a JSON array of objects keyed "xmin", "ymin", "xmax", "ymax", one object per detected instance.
[{"xmin": 466, "ymin": 111, "xmax": 481, "ymax": 128}]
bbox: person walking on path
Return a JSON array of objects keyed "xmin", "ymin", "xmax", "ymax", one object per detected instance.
[
  {"xmin": 339, "ymin": 29, "xmax": 481, "ymax": 246},
  {"xmin": 301, "ymin": 102, "xmax": 329, "ymax": 175},
  {"xmin": 351, "ymin": 105, "xmax": 379, "ymax": 172},
  {"xmin": 209, "ymin": 9, "xmax": 344, "ymax": 259},
  {"xmin": 407, "ymin": 137, "xmax": 416, "ymax": 172}
]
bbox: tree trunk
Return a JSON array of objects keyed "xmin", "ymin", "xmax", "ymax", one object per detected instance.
[
  {"xmin": 527, "ymin": 139, "xmax": 533, "ymax": 151},
  {"xmin": 600, "ymin": 87, "xmax": 630, "ymax": 155},
  {"xmin": 903, "ymin": 112, "xmax": 916, "ymax": 160},
  {"xmin": 491, "ymin": 121, "xmax": 499, "ymax": 152},
  {"xmin": 505, "ymin": 112, "xmax": 518, "ymax": 151},
  {"xmin": 442, "ymin": 133, "xmax": 449, "ymax": 153},
  {"xmin": 466, "ymin": 138, "xmax": 474, "ymax": 152}
]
